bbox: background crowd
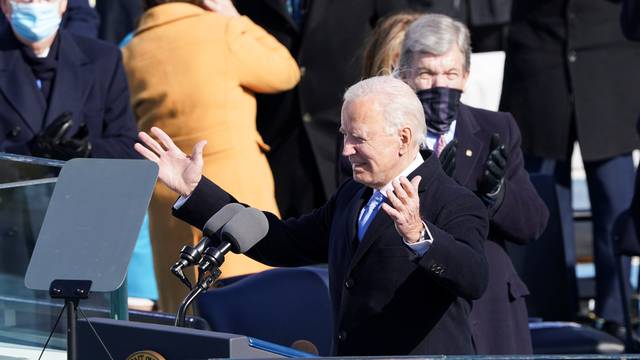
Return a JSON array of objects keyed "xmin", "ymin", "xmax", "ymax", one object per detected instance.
[{"xmin": 1, "ymin": 0, "xmax": 640, "ymax": 355}]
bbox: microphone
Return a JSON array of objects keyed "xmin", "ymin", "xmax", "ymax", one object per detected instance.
[
  {"xmin": 171, "ymin": 203, "xmax": 245, "ymax": 289},
  {"xmin": 198, "ymin": 207, "xmax": 269, "ymax": 273},
  {"xmin": 175, "ymin": 207, "xmax": 268, "ymax": 327}
]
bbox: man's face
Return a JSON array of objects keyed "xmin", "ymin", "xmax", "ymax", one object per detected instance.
[
  {"xmin": 340, "ymin": 98, "xmax": 407, "ymax": 188},
  {"xmin": 1, "ymin": 0, "xmax": 68, "ymax": 30},
  {"xmin": 405, "ymin": 44, "xmax": 469, "ymax": 91}
]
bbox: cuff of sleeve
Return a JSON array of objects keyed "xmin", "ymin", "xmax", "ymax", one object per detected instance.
[
  {"xmin": 486, "ymin": 179, "xmax": 504, "ymax": 198},
  {"xmin": 173, "ymin": 194, "xmax": 191, "ymax": 210},
  {"xmin": 404, "ymin": 221, "xmax": 433, "ymax": 256},
  {"xmin": 485, "ymin": 181, "xmax": 506, "ymax": 217}
]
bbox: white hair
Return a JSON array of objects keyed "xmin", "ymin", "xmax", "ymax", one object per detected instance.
[
  {"xmin": 342, "ymin": 76, "xmax": 427, "ymax": 149},
  {"xmin": 398, "ymin": 13, "xmax": 471, "ymax": 73}
]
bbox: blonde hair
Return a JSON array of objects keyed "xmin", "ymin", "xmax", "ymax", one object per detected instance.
[{"xmin": 361, "ymin": 13, "xmax": 422, "ymax": 78}]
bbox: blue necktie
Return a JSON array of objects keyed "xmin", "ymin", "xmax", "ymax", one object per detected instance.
[
  {"xmin": 286, "ymin": 0, "xmax": 304, "ymax": 29},
  {"xmin": 357, "ymin": 191, "xmax": 386, "ymax": 240}
]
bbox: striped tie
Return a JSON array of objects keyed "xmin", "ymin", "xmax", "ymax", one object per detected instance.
[{"xmin": 434, "ymin": 134, "xmax": 447, "ymax": 157}]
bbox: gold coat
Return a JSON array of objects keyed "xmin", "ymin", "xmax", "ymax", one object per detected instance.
[{"xmin": 123, "ymin": 3, "xmax": 300, "ymax": 312}]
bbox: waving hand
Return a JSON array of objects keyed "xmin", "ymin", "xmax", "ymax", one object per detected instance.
[{"xmin": 135, "ymin": 127, "xmax": 206, "ymax": 197}]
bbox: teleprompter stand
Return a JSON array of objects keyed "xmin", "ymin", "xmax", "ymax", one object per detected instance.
[
  {"xmin": 49, "ymin": 279, "xmax": 92, "ymax": 359},
  {"xmin": 24, "ymin": 158, "xmax": 158, "ymax": 360}
]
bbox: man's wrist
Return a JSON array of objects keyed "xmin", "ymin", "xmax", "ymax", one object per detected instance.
[
  {"xmin": 404, "ymin": 221, "xmax": 427, "ymax": 244},
  {"xmin": 180, "ymin": 177, "xmax": 202, "ymax": 198}
]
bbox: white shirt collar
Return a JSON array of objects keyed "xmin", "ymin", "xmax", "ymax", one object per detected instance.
[
  {"xmin": 36, "ymin": 47, "xmax": 51, "ymax": 58},
  {"xmin": 376, "ymin": 152, "xmax": 424, "ymax": 196}
]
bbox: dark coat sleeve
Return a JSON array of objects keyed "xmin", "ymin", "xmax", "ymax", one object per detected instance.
[
  {"xmin": 173, "ymin": 176, "xmax": 334, "ymax": 267},
  {"xmin": 419, "ymin": 182, "xmax": 490, "ymax": 300},
  {"xmin": 62, "ymin": 0, "xmax": 100, "ymax": 38},
  {"xmin": 622, "ymin": 0, "xmax": 640, "ymax": 40},
  {"xmin": 490, "ymin": 113, "xmax": 549, "ymax": 244},
  {"xmin": 88, "ymin": 49, "xmax": 139, "ymax": 159}
]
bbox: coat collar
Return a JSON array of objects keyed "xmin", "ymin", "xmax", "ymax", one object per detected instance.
[
  {"xmin": 0, "ymin": 29, "xmax": 46, "ymax": 133},
  {"xmin": 453, "ymin": 104, "xmax": 485, "ymax": 188},
  {"xmin": 0, "ymin": 29, "xmax": 93, "ymax": 133},
  {"xmin": 43, "ymin": 30, "xmax": 93, "ymax": 128},
  {"xmin": 135, "ymin": 3, "xmax": 207, "ymax": 36},
  {"xmin": 345, "ymin": 186, "xmax": 370, "ymax": 255}
]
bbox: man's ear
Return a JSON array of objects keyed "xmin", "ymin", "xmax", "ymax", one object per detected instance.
[
  {"xmin": 398, "ymin": 126, "xmax": 412, "ymax": 155},
  {"xmin": 460, "ymin": 69, "xmax": 470, "ymax": 92}
]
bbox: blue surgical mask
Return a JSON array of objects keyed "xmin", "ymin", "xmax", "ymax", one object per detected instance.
[{"xmin": 9, "ymin": 0, "xmax": 62, "ymax": 43}]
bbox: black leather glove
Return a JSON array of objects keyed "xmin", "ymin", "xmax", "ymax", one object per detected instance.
[
  {"xmin": 438, "ymin": 138, "xmax": 457, "ymax": 177},
  {"xmin": 31, "ymin": 112, "xmax": 92, "ymax": 161},
  {"xmin": 477, "ymin": 133, "xmax": 507, "ymax": 196}
]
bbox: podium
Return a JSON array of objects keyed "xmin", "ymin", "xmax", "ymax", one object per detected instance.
[{"xmin": 77, "ymin": 318, "xmax": 314, "ymax": 359}]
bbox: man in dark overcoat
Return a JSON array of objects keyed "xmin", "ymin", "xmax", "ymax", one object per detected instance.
[
  {"xmin": 0, "ymin": 0, "xmax": 138, "ymax": 280},
  {"xmin": 500, "ymin": 0, "xmax": 640, "ymax": 330},
  {"xmin": 398, "ymin": 13, "xmax": 549, "ymax": 354},
  {"xmin": 135, "ymin": 76, "xmax": 490, "ymax": 356},
  {"xmin": 0, "ymin": 0, "xmax": 138, "ymax": 159}
]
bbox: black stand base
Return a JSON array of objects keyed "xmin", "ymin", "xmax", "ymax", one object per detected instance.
[{"xmin": 50, "ymin": 279, "xmax": 92, "ymax": 360}]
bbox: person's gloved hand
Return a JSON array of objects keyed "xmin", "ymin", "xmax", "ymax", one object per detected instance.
[
  {"xmin": 477, "ymin": 133, "xmax": 507, "ymax": 196},
  {"xmin": 31, "ymin": 112, "xmax": 92, "ymax": 160},
  {"xmin": 438, "ymin": 138, "xmax": 457, "ymax": 177}
]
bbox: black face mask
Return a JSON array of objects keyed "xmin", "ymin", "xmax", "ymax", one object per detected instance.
[{"xmin": 416, "ymin": 87, "xmax": 463, "ymax": 134}]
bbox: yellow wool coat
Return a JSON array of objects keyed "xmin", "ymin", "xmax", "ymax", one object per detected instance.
[{"xmin": 123, "ymin": 3, "xmax": 300, "ymax": 312}]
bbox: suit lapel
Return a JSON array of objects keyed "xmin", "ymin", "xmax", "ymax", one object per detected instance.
[
  {"xmin": 0, "ymin": 38, "xmax": 46, "ymax": 133},
  {"xmin": 264, "ymin": 0, "xmax": 299, "ymax": 32},
  {"xmin": 347, "ymin": 159, "xmax": 433, "ymax": 270},
  {"xmin": 44, "ymin": 31, "xmax": 93, "ymax": 128},
  {"xmin": 349, "ymin": 203, "xmax": 393, "ymax": 268},
  {"xmin": 454, "ymin": 105, "xmax": 485, "ymax": 188},
  {"xmin": 346, "ymin": 186, "xmax": 369, "ymax": 248}
]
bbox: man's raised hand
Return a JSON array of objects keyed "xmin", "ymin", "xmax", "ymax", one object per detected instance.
[
  {"xmin": 134, "ymin": 127, "xmax": 206, "ymax": 197},
  {"xmin": 381, "ymin": 176, "xmax": 424, "ymax": 243}
]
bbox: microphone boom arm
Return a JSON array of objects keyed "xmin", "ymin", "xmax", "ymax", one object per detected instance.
[{"xmin": 175, "ymin": 268, "xmax": 221, "ymax": 327}]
